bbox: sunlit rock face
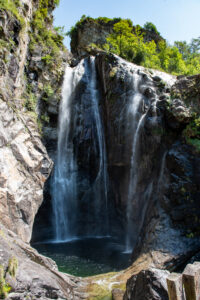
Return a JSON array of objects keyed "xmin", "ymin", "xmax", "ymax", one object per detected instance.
[
  {"xmin": 0, "ymin": 99, "xmax": 52, "ymax": 242},
  {"xmin": 0, "ymin": 223, "xmax": 81, "ymax": 300}
]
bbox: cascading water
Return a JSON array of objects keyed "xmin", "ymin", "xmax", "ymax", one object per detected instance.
[
  {"xmin": 124, "ymin": 65, "xmax": 175, "ymax": 252},
  {"xmin": 125, "ymin": 71, "xmax": 151, "ymax": 252},
  {"xmin": 88, "ymin": 57, "xmax": 109, "ymax": 234},
  {"xmin": 51, "ymin": 57, "xmax": 108, "ymax": 242},
  {"xmin": 51, "ymin": 62, "xmax": 84, "ymax": 241}
]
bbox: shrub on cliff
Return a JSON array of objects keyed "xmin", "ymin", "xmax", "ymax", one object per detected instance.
[{"xmin": 183, "ymin": 116, "xmax": 200, "ymax": 152}]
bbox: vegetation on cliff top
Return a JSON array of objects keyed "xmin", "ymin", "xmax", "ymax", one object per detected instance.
[
  {"xmin": 103, "ymin": 19, "xmax": 200, "ymax": 75},
  {"xmin": 69, "ymin": 16, "xmax": 200, "ymax": 76},
  {"xmin": 68, "ymin": 15, "xmax": 123, "ymax": 40}
]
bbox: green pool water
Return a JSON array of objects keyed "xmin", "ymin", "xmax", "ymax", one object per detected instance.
[{"xmin": 33, "ymin": 237, "xmax": 132, "ymax": 277}]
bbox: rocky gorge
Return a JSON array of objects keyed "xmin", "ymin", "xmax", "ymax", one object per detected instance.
[{"xmin": 0, "ymin": 1, "xmax": 200, "ymax": 299}]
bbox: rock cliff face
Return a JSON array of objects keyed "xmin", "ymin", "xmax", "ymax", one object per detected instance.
[
  {"xmin": 124, "ymin": 268, "xmax": 169, "ymax": 300},
  {"xmin": 0, "ymin": 99, "xmax": 52, "ymax": 242},
  {"xmin": 0, "ymin": 223, "xmax": 83, "ymax": 300},
  {"xmin": 95, "ymin": 53, "xmax": 200, "ymax": 265}
]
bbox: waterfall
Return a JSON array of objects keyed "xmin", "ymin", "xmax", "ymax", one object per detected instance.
[
  {"xmin": 125, "ymin": 71, "xmax": 150, "ymax": 252},
  {"xmin": 51, "ymin": 57, "xmax": 108, "ymax": 242},
  {"xmin": 89, "ymin": 57, "xmax": 109, "ymax": 234},
  {"xmin": 157, "ymin": 151, "xmax": 167, "ymax": 192}
]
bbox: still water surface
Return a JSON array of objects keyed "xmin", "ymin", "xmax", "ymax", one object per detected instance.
[{"xmin": 33, "ymin": 237, "xmax": 131, "ymax": 277}]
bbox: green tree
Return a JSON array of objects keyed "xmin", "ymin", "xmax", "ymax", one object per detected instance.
[
  {"xmin": 168, "ymin": 46, "xmax": 186, "ymax": 74},
  {"xmin": 106, "ymin": 20, "xmax": 133, "ymax": 56},
  {"xmin": 144, "ymin": 22, "xmax": 160, "ymax": 35},
  {"xmin": 174, "ymin": 40, "xmax": 190, "ymax": 60},
  {"xmin": 190, "ymin": 37, "xmax": 200, "ymax": 54},
  {"xmin": 68, "ymin": 16, "xmax": 200, "ymax": 76}
]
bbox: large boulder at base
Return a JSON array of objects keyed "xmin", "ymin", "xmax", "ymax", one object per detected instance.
[
  {"xmin": 123, "ymin": 268, "xmax": 169, "ymax": 300},
  {"xmin": 0, "ymin": 224, "xmax": 86, "ymax": 300}
]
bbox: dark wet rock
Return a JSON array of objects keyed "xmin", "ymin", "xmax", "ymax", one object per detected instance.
[
  {"xmin": 171, "ymin": 74, "xmax": 200, "ymax": 114},
  {"xmin": 95, "ymin": 52, "xmax": 176, "ymax": 241},
  {"xmin": 167, "ymin": 98, "xmax": 192, "ymax": 124},
  {"xmin": 153, "ymin": 75, "xmax": 162, "ymax": 82},
  {"xmin": 165, "ymin": 142, "xmax": 200, "ymax": 236},
  {"xmin": 124, "ymin": 268, "xmax": 169, "ymax": 300}
]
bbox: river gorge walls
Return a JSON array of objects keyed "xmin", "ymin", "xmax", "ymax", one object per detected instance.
[{"xmin": 0, "ymin": 1, "xmax": 200, "ymax": 299}]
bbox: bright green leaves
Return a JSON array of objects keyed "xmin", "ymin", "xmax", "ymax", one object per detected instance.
[
  {"xmin": 105, "ymin": 20, "xmax": 144, "ymax": 60},
  {"xmin": 183, "ymin": 117, "xmax": 200, "ymax": 152},
  {"xmin": 104, "ymin": 20, "xmax": 161, "ymax": 68},
  {"xmin": 143, "ymin": 22, "xmax": 160, "ymax": 35},
  {"xmin": 0, "ymin": 258, "xmax": 18, "ymax": 299},
  {"xmin": 103, "ymin": 19, "xmax": 200, "ymax": 75}
]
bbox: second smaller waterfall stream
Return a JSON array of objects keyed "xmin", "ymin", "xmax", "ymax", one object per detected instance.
[{"xmin": 125, "ymin": 71, "xmax": 146, "ymax": 252}]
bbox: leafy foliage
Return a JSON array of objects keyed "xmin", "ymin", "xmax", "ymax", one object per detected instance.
[
  {"xmin": 67, "ymin": 15, "xmax": 122, "ymax": 40},
  {"xmin": 54, "ymin": 26, "xmax": 67, "ymax": 38},
  {"xmin": 54, "ymin": 0, "xmax": 60, "ymax": 6},
  {"xmin": 0, "ymin": 265, "xmax": 12, "ymax": 299},
  {"xmin": 143, "ymin": 22, "xmax": 160, "ymax": 35},
  {"xmin": 102, "ymin": 19, "xmax": 200, "ymax": 75},
  {"xmin": 0, "ymin": 0, "xmax": 24, "ymax": 26},
  {"xmin": 24, "ymin": 90, "xmax": 37, "ymax": 112},
  {"xmin": 42, "ymin": 84, "xmax": 54, "ymax": 101},
  {"xmin": 183, "ymin": 116, "xmax": 200, "ymax": 152},
  {"xmin": 30, "ymin": 0, "xmax": 64, "ymax": 63}
]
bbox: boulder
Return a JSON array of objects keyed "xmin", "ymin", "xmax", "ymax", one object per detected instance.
[
  {"xmin": 0, "ymin": 223, "xmax": 80, "ymax": 300},
  {"xmin": 123, "ymin": 268, "xmax": 169, "ymax": 300}
]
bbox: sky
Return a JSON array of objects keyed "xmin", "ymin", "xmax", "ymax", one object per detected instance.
[{"xmin": 53, "ymin": 0, "xmax": 200, "ymax": 50}]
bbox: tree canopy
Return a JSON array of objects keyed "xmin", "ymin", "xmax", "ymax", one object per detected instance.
[{"xmin": 101, "ymin": 20, "xmax": 200, "ymax": 75}]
